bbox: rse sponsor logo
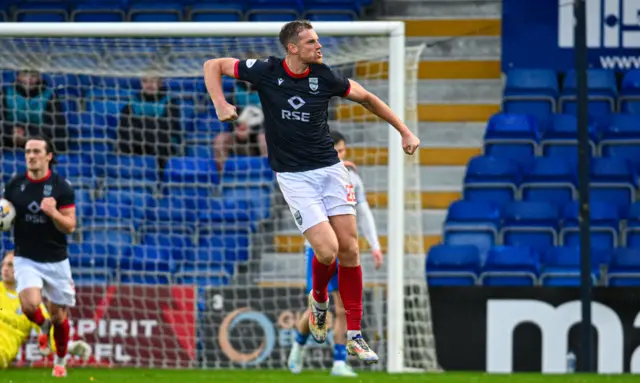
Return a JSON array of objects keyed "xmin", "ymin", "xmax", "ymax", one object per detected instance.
[
  {"xmin": 487, "ymin": 299, "xmax": 640, "ymax": 374},
  {"xmin": 558, "ymin": 0, "xmax": 640, "ymax": 48},
  {"xmin": 282, "ymin": 96, "xmax": 310, "ymax": 122}
]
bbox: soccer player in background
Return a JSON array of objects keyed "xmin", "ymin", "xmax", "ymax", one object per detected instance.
[
  {"xmin": 204, "ymin": 20, "xmax": 420, "ymax": 364},
  {"xmin": 3, "ymin": 136, "xmax": 77, "ymax": 377},
  {"xmin": 288, "ymin": 130, "xmax": 383, "ymax": 377},
  {"xmin": 0, "ymin": 250, "xmax": 90, "ymax": 370}
]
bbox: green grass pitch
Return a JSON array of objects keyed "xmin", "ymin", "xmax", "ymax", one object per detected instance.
[{"xmin": 1, "ymin": 369, "xmax": 635, "ymax": 383}]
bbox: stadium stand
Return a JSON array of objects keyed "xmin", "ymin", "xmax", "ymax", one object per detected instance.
[{"xmin": 428, "ymin": 67, "xmax": 640, "ymax": 287}]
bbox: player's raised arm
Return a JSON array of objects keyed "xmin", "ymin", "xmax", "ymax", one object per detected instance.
[
  {"xmin": 345, "ymin": 79, "xmax": 420, "ymax": 155},
  {"xmin": 203, "ymin": 58, "xmax": 240, "ymax": 122}
]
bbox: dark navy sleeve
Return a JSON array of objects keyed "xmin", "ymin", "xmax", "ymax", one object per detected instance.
[
  {"xmin": 2, "ymin": 178, "xmax": 15, "ymax": 202},
  {"xmin": 234, "ymin": 58, "xmax": 269, "ymax": 86},
  {"xmin": 57, "ymin": 178, "xmax": 75, "ymax": 210},
  {"xmin": 327, "ymin": 69, "xmax": 351, "ymax": 98}
]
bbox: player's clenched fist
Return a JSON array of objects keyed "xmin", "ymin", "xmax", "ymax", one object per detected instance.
[
  {"xmin": 401, "ymin": 131, "xmax": 420, "ymax": 155},
  {"xmin": 40, "ymin": 197, "xmax": 57, "ymax": 216},
  {"xmin": 214, "ymin": 101, "xmax": 238, "ymax": 122}
]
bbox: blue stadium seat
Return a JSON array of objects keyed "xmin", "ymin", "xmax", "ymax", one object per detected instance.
[
  {"xmin": 426, "ymin": 244, "xmax": 480, "ymax": 286},
  {"xmin": 520, "ymin": 156, "xmax": 576, "ymax": 207},
  {"xmin": 139, "ymin": 224, "xmax": 195, "ymax": 263},
  {"xmin": 619, "ymin": 70, "xmax": 640, "ymax": 113},
  {"xmin": 302, "ymin": 2, "xmax": 358, "ymax": 21},
  {"xmin": 560, "ymin": 69, "xmax": 617, "ymax": 117},
  {"xmin": 500, "ymin": 201, "xmax": 559, "ymax": 251},
  {"xmin": 86, "ymin": 99, "xmax": 127, "ymax": 115},
  {"xmin": 246, "ymin": 1, "xmax": 300, "ymax": 21},
  {"xmin": 80, "ymin": 226, "xmax": 134, "ymax": 249},
  {"xmin": 463, "ymin": 156, "xmax": 520, "ymax": 206},
  {"xmin": 540, "ymin": 246, "xmax": 606, "ymax": 286},
  {"xmin": 128, "ymin": 2, "xmax": 182, "ymax": 22},
  {"xmin": 624, "ymin": 202, "xmax": 640, "ymax": 248},
  {"xmin": 483, "ymin": 113, "xmax": 539, "ymax": 160},
  {"xmin": 589, "ymin": 157, "xmax": 636, "ymax": 216},
  {"xmin": 163, "ymin": 156, "xmax": 219, "ymax": 185},
  {"xmin": 120, "ymin": 244, "xmax": 174, "ymax": 273},
  {"xmin": 54, "ymin": 153, "xmax": 94, "ymax": 186},
  {"xmin": 600, "ymin": 114, "xmax": 640, "ymax": 173},
  {"xmin": 221, "ymin": 186, "xmax": 272, "ymax": 223},
  {"xmin": 561, "ymin": 200, "xmax": 620, "ymax": 250},
  {"xmin": 608, "ymin": 248, "xmax": 640, "ymax": 286},
  {"xmin": 103, "ymin": 154, "xmax": 159, "ymax": 184},
  {"xmin": 443, "ymin": 200, "xmax": 501, "ymax": 258},
  {"xmin": 222, "ymin": 156, "xmax": 273, "ymax": 185},
  {"xmin": 480, "ymin": 246, "xmax": 539, "ymax": 286},
  {"xmin": 145, "ymin": 195, "xmax": 198, "ymax": 223},
  {"xmin": 540, "ymin": 113, "xmax": 597, "ymax": 161},
  {"xmin": 14, "ymin": 4, "xmax": 68, "ymax": 22},
  {"xmin": 187, "ymin": 2, "xmax": 243, "ymax": 22},
  {"xmin": 1, "ymin": 150, "xmax": 26, "ymax": 183},
  {"xmin": 502, "ymin": 69, "xmax": 559, "ymax": 120},
  {"xmin": 198, "ymin": 196, "xmax": 252, "ymax": 223},
  {"xmin": 80, "ymin": 190, "xmax": 147, "ymax": 227},
  {"xmin": 198, "ymin": 232, "xmax": 250, "ymax": 263},
  {"xmin": 174, "ymin": 264, "xmax": 230, "ymax": 287},
  {"xmin": 68, "ymin": 242, "xmax": 118, "ymax": 269},
  {"xmin": 71, "ymin": 4, "xmax": 126, "ymax": 22}
]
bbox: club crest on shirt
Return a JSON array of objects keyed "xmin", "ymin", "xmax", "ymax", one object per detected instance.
[
  {"xmin": 43, "ymin": 185, "xmax": 52, "ymax": 197},
  {"xmin": 20, "ymin": 183, "xmax": 26, "ymax": 192},
  {"xmin": 309, "ymin": 77, "xmax": 318, "ymax": 92}
]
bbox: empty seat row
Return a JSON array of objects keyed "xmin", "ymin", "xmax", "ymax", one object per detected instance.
[
  {"xmin": 464, "ymin": 155, "xmax": 637, "ymax": 213},
  {"xmin": 484, "ymin": 112, "xmax": 640, "ymax": 160},
  {"xmin": 444, "ymin": 199, "xmax": 640, "ymax": 253},
  {"xmin": 503, "ymin": 68, "xmax": 640, "ymax": 119},
  {"xmin": 427, "ymin": 244, "xmax": 638, "ymax": 287},
  {"xmin": 4, "ymin": 1, "xmax": 364, "ymax": 22}
]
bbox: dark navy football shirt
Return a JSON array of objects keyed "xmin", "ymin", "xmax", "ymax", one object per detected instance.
[
  {"xmin": 234, "ymin": 56, "xmax": 351, "ymax": 173},
  {"xmin": 3, "ymin": 170, "xmax": 75, "ymax": 263}
]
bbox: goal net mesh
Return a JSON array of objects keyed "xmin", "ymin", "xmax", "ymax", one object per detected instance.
[{"xmin": 0, "ymin": 35, "xmax": 438, "ymax": 371}]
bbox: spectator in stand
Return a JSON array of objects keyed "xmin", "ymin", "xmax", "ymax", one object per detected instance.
[
  {"xmin": 0, "ymin": 69, "xmax": 67, "ymax": 152},
  {"xmin": 213, "ymin": 105, "xmax": 267, "ymax": 170},
  {"xmin": 117, "ymin": 75, "xmax": 182, "ymax": 169}
]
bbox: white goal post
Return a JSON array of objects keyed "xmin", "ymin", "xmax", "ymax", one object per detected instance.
[{"xmin": 0, "ymin": 21, "xmax": 436, "ymax": 373}]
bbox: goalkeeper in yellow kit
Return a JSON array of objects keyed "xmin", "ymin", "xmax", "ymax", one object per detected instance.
[{"xmin": 0, "ymin": 250, "xmax": 90, "ymax": 370}]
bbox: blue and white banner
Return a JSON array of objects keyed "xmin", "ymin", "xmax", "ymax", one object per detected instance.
[{"xmin": 502, "ymin": 0, "xmax": 640, "ymax": 72}]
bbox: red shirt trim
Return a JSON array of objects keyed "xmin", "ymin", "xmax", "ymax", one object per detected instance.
[
  {"xmin": 343, "ymin": 83, "xmax": 351, "ymax": 98},
  {"xmin": 282, "ymin": 59, "xmax": 310, "ymax": 79},
  {"xmin": 59, "ymin": 204, "xmax": 75, "ymax": 210},
  {"xmin": 234, "ymin": 60, "xmax": 240, "ymax": 79},
  {"xmin": 26, "ymin": 170, "xmax": 51, "ymax": 183}
]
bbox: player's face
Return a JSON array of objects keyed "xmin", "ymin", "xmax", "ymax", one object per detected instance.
[
  {"xmin": 1, "ymin": 252, "xmax": 14, "ymax": 283},
  {"xmin": 25, "ymin": 140, "xmax": 52, "ymax": 173},
  {"xmin": 294, "ymin": 29, "xmax": 323, "ymax": 65},
  {"xmin": 334, "ymin": 140, "xmax": 347, "ymax": 161},
  {"xmin": 142, "ymin": 76, "xmax": 161, "ymax": 95}
]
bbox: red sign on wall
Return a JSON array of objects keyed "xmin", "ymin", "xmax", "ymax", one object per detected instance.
[{"xmin": 16, "ymin": 285, "xmax": 196, "ymax": 368}]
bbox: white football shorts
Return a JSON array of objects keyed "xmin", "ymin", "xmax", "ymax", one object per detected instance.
[
  {"xmin": 13, "ymin": 256, "xmax": 76, "ymax": 307},
  {"xmin": 276, "ymin": 161, "xmax": 356, "ymax": 233}
]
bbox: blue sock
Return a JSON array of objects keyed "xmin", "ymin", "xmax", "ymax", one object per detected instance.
[
  {"xmin": 334, "ymin": 344, "xmax": 347, "ymax": 362},
  {"xmin": 295, "ymin": 330, "xmax": 309, "ymax": 346}
]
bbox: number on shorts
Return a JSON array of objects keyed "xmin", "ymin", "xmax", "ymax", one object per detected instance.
[{"xmin": 346, "ymin": 184, "xmax": 356, "ymax": 202}]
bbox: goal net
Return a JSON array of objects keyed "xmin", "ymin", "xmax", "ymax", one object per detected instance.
[{"xmin": 0, "ymin": 23, "xmax": 438, "ymax": 372}]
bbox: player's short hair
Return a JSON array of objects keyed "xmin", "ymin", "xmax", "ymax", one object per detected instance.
[
  {"xmin": 3, "ymin": 250, "xmax": 13, "ymax": 259},
  {"xmin": 279, "ymin": 20, "xmax": 314, "ymax": 52},
  {"xmin": 330, "ymin": 130, "xmax": 346, "ymax": 145},
  {"xmin": 26, "ymin": 135, "xmax": 57, "ymax": 166}
]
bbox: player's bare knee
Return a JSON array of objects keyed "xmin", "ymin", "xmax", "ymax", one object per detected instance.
[
  {"xmin": 314, "ymin": 241, "xmax": 338, "ymax": 265},
  {"xmin": 337, "ymin": 239, "xmax": 359, "ymax": 267}
]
